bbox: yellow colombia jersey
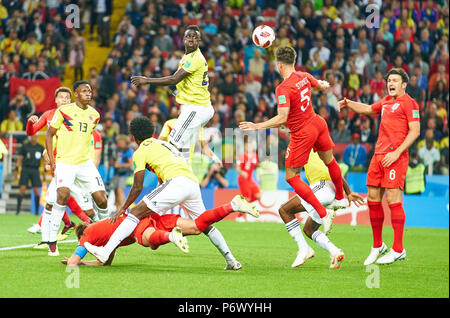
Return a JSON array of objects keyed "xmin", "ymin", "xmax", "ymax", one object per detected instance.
[
  {"xmin": 304, "ymin": 150, "xmax": 332, "ymax": 185},
  {"xmin": 176, "ymin": 48, "xmax": 211, "ymax": 106},
  {"xmin": 159, "ymin": 118, "xmax": 205, "ymax": 164},
  {"xmin": 133, "ymin": 137, "xmax": 198, "ymax": 184},
  {"xmin": 50, "ymin": 103, "xmax": 100, "ymax": 165}
]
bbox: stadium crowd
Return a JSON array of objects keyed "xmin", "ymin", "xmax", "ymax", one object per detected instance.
[{"xmin": 0, "ymin": 0, "xmax": 449, "ymax": 189}]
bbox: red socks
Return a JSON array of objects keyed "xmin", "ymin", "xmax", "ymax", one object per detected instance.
[
  {"xmin": 148, "ymin": 231, "xmax": 170, "ymax": 250},
  {"xmin": 389, "ymin": 202, "xmax": 405, "ymax": 253},
  {"xmin": 326, "ymin": 158, "xmax": 344, "ymax": 200},
  {"xmin": 38, "ymin": 210, "xmax": 71, "ymax": 227},
  {"xmin": 195, "ymin": 203, "xmax": 233, "ymax": 233},
  {"xmin": 286, "ymin": 176, "xmax": 327, "ymax": 218},
  {"xmin": 67, "ymin": 196, "xmax": 91, "ymax": 223},
  {"xmin": 368, "ymin": 201, "xmax": 405, "ymax": 252},
  {"xmin": 368, "ymin": 201, "xmax": 384, "ymax": 248}
]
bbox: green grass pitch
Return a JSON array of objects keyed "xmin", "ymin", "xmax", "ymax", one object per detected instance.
[{"xmin": 0, "ymin": 214, "xmax": 448, "ymax": 298}]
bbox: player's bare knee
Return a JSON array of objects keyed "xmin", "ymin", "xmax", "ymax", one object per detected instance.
[{"xmin": 84, "ymin": 209, "xmax": 95, "ymax": 217}]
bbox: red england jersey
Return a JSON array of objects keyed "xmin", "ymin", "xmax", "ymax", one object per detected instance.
[
  {"xmin": 237, "ymin": 152, "xmax": 258, "ymax": 181},
  {"xmin": 26, "ymin": 108, "xmax": 57, "ymax": 136},
  {"xmin": 370, "ymin": 93, "xmax": 420, "ymax": 154},
  {"xmin": 275, "ymin": 71, "xmax": 318, "ymax": 133},
  {"xmin": 79, "ymin": 215, "xmax": 136, "ymax": 248}
]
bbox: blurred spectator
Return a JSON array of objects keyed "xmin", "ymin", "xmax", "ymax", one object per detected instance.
[
  {"xmin": 309, "ymin": 38, "xmax": 330, "ymax": 65},
  {"xmin": 15, "ymin": 134, "xmax": 43, "ymax": 215},
  {"xmin": 418, "ymin": 129, "xmax": 441, "ymax": 175},
  {"xmin": 406, "ymin": 75, "xmax": 425, "ymax": 104},
  {"xmin": 343, "ymin": 133, "xmax": 367, "ymax": 172},
  {"xmin": 200, "ymin": 163, "xmax": 228, "ymax": 189},
  {"xmin": 0, "ymin": 31, "xmax": 22, "ymax": 55},
  {"xmin": 248, "ymin": 48, "xmax": 265, "ymax": 78},
  {"xmin": 421, "ymin": 102, "xmax": 444, "ymax": 133},
  {"xmin": 68, "ymin": 29, "xmax": 85, "ymax": 82},
  {"xmin": 430, "ymin": 80, "xmax": 449, "ymax": 105},
  {"xmin": 366, "ymin": 51, "xmax": 388, "ymax": 80},
  {"xmin": 404, "ymin": 149, "xmax": 426, "ymax": 195},
  {"xmin": 306, "ymin": 50, "xmax": 325, "ymax": 78},
  {"xmin": 20, "ymin": 32, "xmax": 42, "ymax": 61},
  {"xmin": 8, "ymin": 86, "xmax": 35, "ymax": 126},
  {"xmin": 440, "ymin": 136, "xmax": 449, "ymax": 175},
  {"xmin": 0, "ymin": 109, "xmax": 23, "ymax": 136},
  {"xmin": 22, "ymin": 62, "xmax": 48, "ymax": 79},
  {"xmin": 359, "ymin": 83, "xmax": 375, "ymax": 105},
  {"xmin": 96, "ymin": 0, "xmax": 113, "ymax": 47},
  {"xmin": 111, "ymin": 134, "xmax": 133, "ymax": 213},
  {"xmin": 360, "ymin": 116, "xmax": 377, "ymax": 144},
  {"xmin": 428, "ymin": 63, "xmax": 449, "ymax": 93},
  {"xmin": 332, "ymin": 119, "xmax": 351, "ymax": 143},
  {"xmin": 340, "ymin": 0, "xmax": 359, "ymax": 24}
]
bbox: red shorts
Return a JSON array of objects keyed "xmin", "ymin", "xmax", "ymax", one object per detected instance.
[
  {"xmin": 238, "ymin": 176, "xmax": 261, "ymax": 202},
  {"xmin": 134, "ymin": 213, "xmax": 180, "ymax": 246},
  {"xmin": 285, "ymin": 115, "xmax": 334, "ymax": 168},
  {"xmin": 366, "ymin": 152, "xmax": 409, "ymax": 190}
]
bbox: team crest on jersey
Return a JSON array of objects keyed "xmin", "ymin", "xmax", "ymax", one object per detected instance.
[
  {"xmin": 391, "ymin": 103, "xmax": 400, "ymax": 111},
  {"xmin": 88, "ymin": 115, "xmax": 94, "ymax": 122}
]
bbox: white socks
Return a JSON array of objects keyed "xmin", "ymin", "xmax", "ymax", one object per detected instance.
[
  {"xmin": 103, "ymin": 213, "xmax": 140, "ymax": 255},
  {"xmin": 206, "ymin": 227, "xmax": 236, "ymax": 264},
  {"xmin": 312, "ymin": 230, "xmax": 340, "ymax": 256},
  {"xmin": 41, "ymin": 208, "xmax": 52, "ymax": 242},
  {"xmin": 285, "ymin": 219, "xmax": 309, "ymax": 251},
  {"xmin": 49, "ymin": 203, "xmax": 66, "ymax": 242}
]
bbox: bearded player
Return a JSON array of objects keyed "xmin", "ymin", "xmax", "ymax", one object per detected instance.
[
  {"xmin": 338, "ymin": 68, "xmax": 420, "ymax": 265},
  {"xmin": 240, "ymin": 46, "xmax": 347, "ymax": 224},
  {"xmin": 131, "ymin": 25, "xmax": 214, "ymax": 165}
]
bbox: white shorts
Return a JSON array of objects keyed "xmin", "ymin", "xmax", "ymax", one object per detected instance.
[
  {"xmin": 299, "ymin": 180, "xmax": 336, "ymax": 224},
  {"xmin": 55, "ymin": 160, "xmax": 105, "ymax": 195},
  {"xmin": 142, "ymin": 176, "xmax": 206, "ymax": 219},
  {"xmin": 168, "ymin": 104, "xmax": 214, "ymax": 150},
  {"xmin": 46, "ymin": 177, "xmax": 93, "ymax": 211}
]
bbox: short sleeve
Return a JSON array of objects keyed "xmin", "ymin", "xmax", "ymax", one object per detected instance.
[
  {"xmin": 276, "ymin": 85, "xmax": 291, "ymax": 108},
  {"xmin": 305, "ymin": 72, "xmax": 318, "ymax": 87},
  {"xmin": 132, "ymin": 148, "xmax": 146, "ymax": 173},
  {"xmin": 159, "ymin": 121, "xmax": 171, "ymax": 140},
  {"xmin": 370, "ymin": 98, "xmax": 384, "ymax": 114},
  {"xmin": 182, "ymin": 53, "xmax": 201, "ymax": 74},
  {"xmin": 405, "ymin": 99, "xmax": 420, "ymax": 123},
  {"xmin": 49, "ymin": 109, "xmax": 63, "ymax": 130},
  {"xmin": 93, "ymin": 131, "xmax": 102, "ymax": 150}
]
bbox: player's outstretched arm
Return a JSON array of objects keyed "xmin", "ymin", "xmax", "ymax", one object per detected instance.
[
  {"xmin": 201, "ymin": 140, "xmax": 222, "ymax": 167},
  {"xmin": 110, "ymin": 170, "xmax": 145, "ymax": 222},
  {"xmin": 131, "ymin": 68, "xmax": 189, "ymax": 87},
  {"xmin": 337, "ymin": 98, "xmax": 375, "ymax": 116},
  {"xmin": 240, "ymin": 107, "xmax": 289, "ymax": 130},
  {"xmin": 315, "ymin": 80, "xmax": 330, "ymax": 91}
]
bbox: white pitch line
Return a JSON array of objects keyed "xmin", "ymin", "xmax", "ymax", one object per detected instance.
[{"xmin": 0, "ymin": 240, "xmax": 78, "ymax": 251}]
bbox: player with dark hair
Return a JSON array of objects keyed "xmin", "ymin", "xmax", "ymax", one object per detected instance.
[
  {"xmin": 62, "ymin": 192, "xmax": 259, "ymax": 266},
  {"xmin": 45, "ymin": 81, "xmax": 109, "ymax": 255},
  {"xmin": 130, "ymin": 25, "xmax": 214, "ymax": 164},
  {"xmin": 25, "ymin": 87, "xmax": 97, "ymax": 253},
  {"xmin": 84, "ymin": 116, "xmax": 259, "ymax": 270},
  {"xmin": 338, "ymin": 68, "xmax": 421, "ymax": 265},
  {"xmin": 240, "ymin": 46, "xmax": 347, "ymax": 262}
]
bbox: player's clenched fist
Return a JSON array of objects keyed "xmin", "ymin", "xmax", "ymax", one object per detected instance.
[{"xmin": 28, "ymin": 115, "xmax": 38, "ymax": 124}]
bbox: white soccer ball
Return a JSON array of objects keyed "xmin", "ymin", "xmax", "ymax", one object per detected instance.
[{"xmin": 252, "ymin": 25, "xmax": 275, "ymax": 48}]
